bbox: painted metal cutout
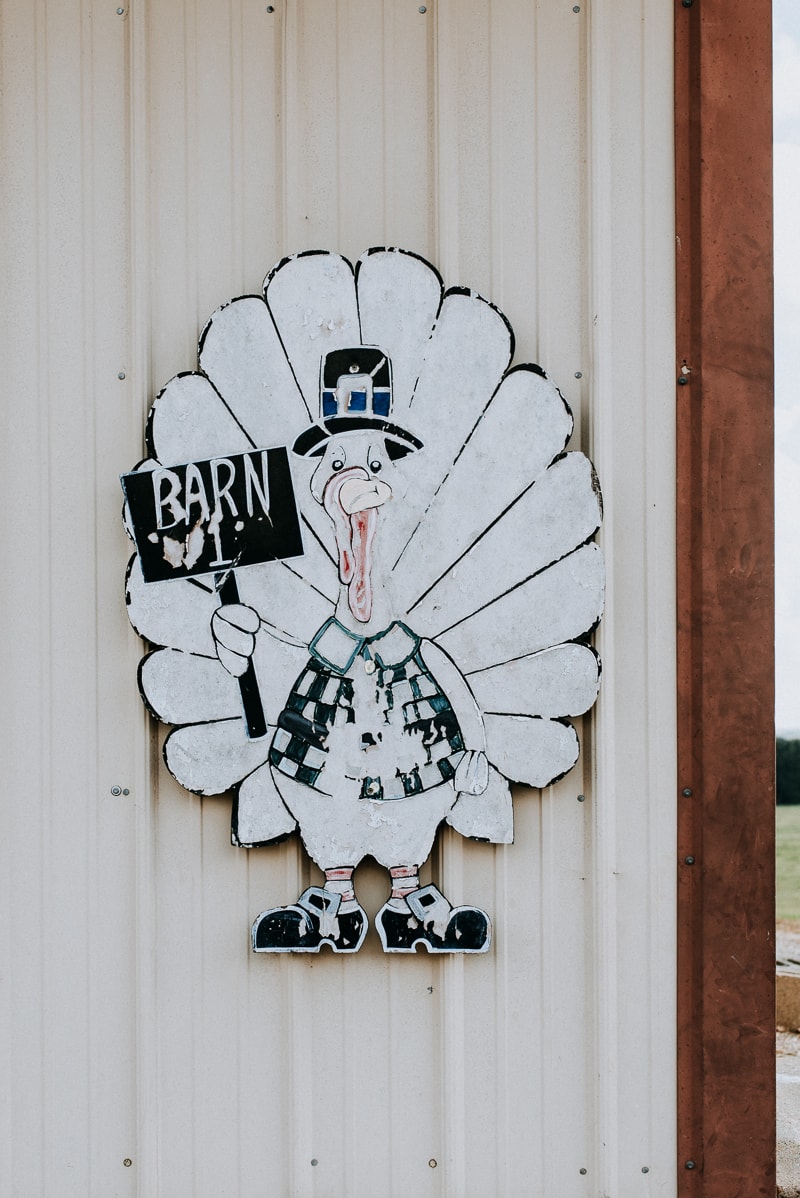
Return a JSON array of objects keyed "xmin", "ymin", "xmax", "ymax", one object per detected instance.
[{"xmin": 121, "ymin": 248, "xmax": 604, "ymax": 955}]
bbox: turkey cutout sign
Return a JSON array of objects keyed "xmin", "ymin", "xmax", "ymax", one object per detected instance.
[{"xmin": 122, "ymin": 248, "xmax": 604, "ymax": 955}]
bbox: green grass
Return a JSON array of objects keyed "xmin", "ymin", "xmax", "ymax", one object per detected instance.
[{"xmin": 777, "ymin": 805, "xmax": 800, "ymax": 922}]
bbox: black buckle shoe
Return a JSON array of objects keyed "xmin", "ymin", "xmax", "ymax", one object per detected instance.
[
  {"xmin": 251, "ymin": 887, "xmax": 368, "ymax": 953},
  {"xmin": 375, "ymin": 884, "xmax": 491, "ymax": 954}
]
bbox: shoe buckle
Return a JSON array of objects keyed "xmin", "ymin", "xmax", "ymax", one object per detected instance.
[
  {"xmin": 406, "ymin": 884, "xmax": 451, "ymax": 939},
  {"xmin": 298, "ymin": 886, "xmax": 341, "ymax": 939}
]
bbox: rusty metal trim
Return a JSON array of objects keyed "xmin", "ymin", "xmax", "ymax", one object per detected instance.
[{"xmin": 675, "ymin": 0, "xmax": 775, "ymax": 1193}]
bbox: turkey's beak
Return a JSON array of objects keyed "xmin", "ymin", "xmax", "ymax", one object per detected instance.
[{"xmin": 337, "ymin": 476, "xmax": 392, "ymax": 514}]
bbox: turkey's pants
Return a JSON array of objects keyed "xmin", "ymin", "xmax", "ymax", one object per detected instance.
[{"xmin": 272, "ymin": 769, "xmax": 457, "ymax": 870}]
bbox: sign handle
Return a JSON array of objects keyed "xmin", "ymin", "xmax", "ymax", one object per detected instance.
[{"xmin": 217, "ymin": 573, "xmax": 268, "ymax": 740}]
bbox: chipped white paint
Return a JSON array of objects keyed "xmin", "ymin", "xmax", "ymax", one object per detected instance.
[
  {"xmin": 0, "ymin": 0, "xmax": 676, "ymax": 1194},
  {"xmin": 124, "ymin": 252, "xmax": 604, "ymax": 949}
]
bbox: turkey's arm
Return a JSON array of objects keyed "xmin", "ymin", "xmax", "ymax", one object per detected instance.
[{"xmin": 419, "ymin": 638, "xmax": 486, "ymax": 753}]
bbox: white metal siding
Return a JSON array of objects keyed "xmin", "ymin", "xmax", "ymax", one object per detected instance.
[{"xmin": 0, "ymin": 2, "xmax": 676, "ymax": 1195}]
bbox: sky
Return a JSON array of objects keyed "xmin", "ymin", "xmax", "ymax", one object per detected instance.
[{"xmin": 774, "ymin": 0, "xmax": 800, "ymax": 733}]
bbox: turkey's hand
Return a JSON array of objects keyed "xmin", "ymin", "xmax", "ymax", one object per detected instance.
[
  {"xmin": 211, "ymin": 604, "xmax": 261, "ymax": 677},
  {"xmin": 454, "ymin": 750, "xmax": 489, "ymax": 796}
]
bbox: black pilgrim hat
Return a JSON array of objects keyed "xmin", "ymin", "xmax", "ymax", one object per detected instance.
[{"xmin": 292, "ymin": 346, "xmax": 424, "ymax": 458}]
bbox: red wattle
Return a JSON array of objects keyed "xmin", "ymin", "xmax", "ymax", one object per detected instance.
[
  {"xmin": 347, "ymin": 506, "xmax": 377, "ymax": 623},
  {"xmin": 322, "ymin": 467, "xmax": 377, "ymax": 624}
]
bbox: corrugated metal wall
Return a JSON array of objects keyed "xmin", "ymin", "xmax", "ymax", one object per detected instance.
[{"xmin": 0, "ymin": 2, "xmax": 676, "ymax": 1195}]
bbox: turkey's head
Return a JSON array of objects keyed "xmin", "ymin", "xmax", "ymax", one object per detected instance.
[{"xmin": 293, "ymin": 346, "xmax": 423, "ymax": 630}]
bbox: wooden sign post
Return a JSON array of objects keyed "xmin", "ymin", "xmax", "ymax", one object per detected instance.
[{"xmin": 122, "ymin": 446, "xmax": 303, "ymax": 738}]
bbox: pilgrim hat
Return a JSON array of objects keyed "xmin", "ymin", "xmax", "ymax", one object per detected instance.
[{"xmin": 292, "ymin": 346, "xmax": 424, "ymax": 458}]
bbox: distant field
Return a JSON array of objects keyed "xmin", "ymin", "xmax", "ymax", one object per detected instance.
[{"xmin": 777, "ymin": 805, "xmax": 800, "ymax": 922}]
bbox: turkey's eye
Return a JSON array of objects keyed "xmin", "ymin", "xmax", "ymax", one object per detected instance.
[
  {"xmin": 369, "ymin": 460, "xmax": 382, "ymax": 474},
  {"xmin": 331, "ymin": 458, "xmax": 345, "ymax": 471}
]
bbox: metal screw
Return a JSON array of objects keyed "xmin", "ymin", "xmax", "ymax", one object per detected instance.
[
  {"xmin": 685, "ymin": 856, "xmax": 695, "ymax": 865},
  {"xmin": 428, "ymin": 1159, "xmax": 438, "ymax": 1168},
  {"xmin": 642, "ymin": 1166, "xmax": 650, "ymax": 1173},
  {"xmin": 116, "ymin": 7, "xmax": 124, "ymax": 13},
  {"xmin": 311, "ymin": 1159, "xmax": 318, "ymax": 1167},
  {"xmin": 573, "ymin": 5, "xmax": 580, "ymax": 10},
  {"xmin": 118, "ymin": 371, "xmax": 126, "ymax": 379},
  {"xmin": 577, "ymin": 793, "xmax": 586, "ymax": 803},
  {"xmin": 574, "ymin": 371, "xmax": 582, "ymax": 379},
  {"xmin": 682, "ymin": 0, "xmax": 693, "ymax": 7},
  {"xmin": 111, "ymin": 786, "xmax": 122, "ymax": 796},
  {"xmin": 123, "ymin": 788, "xmax": 130, "ymax": 795},
  {"xmin": 419, "ymin": 5, "xmax": 427, "ymax": 11},
  {"xmin": 266, "ymin": 4, "xmax": 274, "ymax": 9},
  {"xmin": 677, "ymin": 376, "xmax": 688, "ymax": 385},
  {"xmin": 682, "ymin": 787, "xmax": 692, "ymax": 797},
  {"xmin": 579, "ymin": 1167, "xmax": 587, "ymax": 1175},
  {"xmin": 123, "ymin": 1159, "xmax": 132, "ymax": 1167},
  {"xmin": 685, "ymin": 1160, "xmax": 696, "ymax": 1170}
]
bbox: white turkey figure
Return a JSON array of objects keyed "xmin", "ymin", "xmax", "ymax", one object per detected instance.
[{"xmin": 124, "ymin": 248, "xmax": 604, "ymax": 955}]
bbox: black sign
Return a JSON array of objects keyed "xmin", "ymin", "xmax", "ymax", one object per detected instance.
[{"xmin": 121, "ymin": 446, "xmax": 304, "ymax": 584}]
